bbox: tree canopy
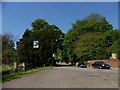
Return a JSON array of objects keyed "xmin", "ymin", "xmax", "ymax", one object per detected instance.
[
  {"xmin": 3, "ymin": 13, "xmax": 120, "ymax": 68},
  {"xmin": 2, "ymin": 33, "xmax": 16, "ymax": 64},
  {"xmin": 62, "ymin": 13, "xmax": 118, "ymax": 64},
  {"xmin": 17, "ymin": 18, "xmax": 63, "ymax": 67}
]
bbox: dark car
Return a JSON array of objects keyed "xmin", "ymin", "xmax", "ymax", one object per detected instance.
[
  {"xmin": 92, "ymin": 61, "xmax": 111, "ymax": 69},
  {"xmin": 78, "ymin": 62, "xmax": 87, "ymax": 68}
]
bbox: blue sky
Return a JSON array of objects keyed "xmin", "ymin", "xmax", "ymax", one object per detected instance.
[
  {"xmin": 2, "ymin": 2, "xmax": 118, "ymax": 41},
  {"xmin": 0, "ymin": 2, "xmax": 2, "ymax": 34}
]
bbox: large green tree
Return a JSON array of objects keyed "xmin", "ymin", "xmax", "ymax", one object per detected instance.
[
  {"xmin": 74, "ymin": 32, "xmax": 108, "ymax": 61},
  {"xmin": 17, "ymin": 18, "xmax": 63, "ymax": 68},
  {"xmin": 64, "ymin": 13, "xmax": 113, "ymax": 63}
]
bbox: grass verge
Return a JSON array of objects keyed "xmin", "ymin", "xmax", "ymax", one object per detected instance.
[{"xmin": 2, "ymin": 66, "xmax": 52, "ymax": 83}]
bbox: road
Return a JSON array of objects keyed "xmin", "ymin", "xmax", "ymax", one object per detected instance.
[{"xmin": 2, "ymin": 63, "xmax": 118, "ymax": 88}]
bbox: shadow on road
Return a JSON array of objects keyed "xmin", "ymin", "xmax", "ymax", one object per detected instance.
[{"xmin": 54, "ymin": 63, "xmax": 73, "ymax": 67}]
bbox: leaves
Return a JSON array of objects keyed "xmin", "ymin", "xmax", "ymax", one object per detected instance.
[
  {"xmin": 2, "ymin": 33, "xmax": 17, "ymax": 64},
  {"xmin": 74, "ymin": 32, "xmax": 108, "ymax": 60},
  {"xmin": 63, "ymin": 13, "xmax": 117, "ymax": 63},
  {"xmin": 17, "ymin": 19, "xmax": 63, "ymax": 67},
  {"xmin": 3, "ymin": 13, "xmax": 119, "ymax": 67},
  {"xmin": 31, "ymin": 18, "xmax": 48, "ymax": 30}
]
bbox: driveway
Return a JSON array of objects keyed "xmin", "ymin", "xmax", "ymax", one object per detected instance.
[{"xmin": 2, "ymin": 63, "xmax": 118, "ymax": 88}]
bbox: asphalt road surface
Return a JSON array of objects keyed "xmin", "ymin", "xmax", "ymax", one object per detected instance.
[{"xmin": 2, "ymin": 63, "xmax": 118, "ymax": 88}]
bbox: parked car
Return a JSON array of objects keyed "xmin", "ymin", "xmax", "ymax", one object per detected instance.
[
  {"xmin": 92, "ymin": 61, "xmax": 111, "ymax": 69},
  {"xmin": 78, "ymin": 62, "xmax": 87, "ymax": 68}
]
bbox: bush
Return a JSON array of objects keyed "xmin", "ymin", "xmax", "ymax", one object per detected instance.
[
  {"xmin": 2, "ymin": 64, "xmax": 13, "ymax": 75},
  {"xmin": 2, "ymin": 64, "xmax": 13, "ymax": 72}
]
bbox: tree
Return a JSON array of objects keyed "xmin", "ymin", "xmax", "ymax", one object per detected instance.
[
  {"xmin": 74, "ymin": 32, "xmax": 108, "ymax": 61},
  {"xmin": 17, "ymin": 18, "xmax": 63, "ymax": 68},
  {"xmin": 109, "ymin": 39, "xmax": 120, "ymax": 59},
  {"xmin": 64, "ymin": 13, "xmax": 113, "ymax": 63},
  {"xmin": 85, "ymin": 13, "xmax": 113, "ymax": 31},
  {"xmin": 103, "ymin": 30, "xmax": 120, "ymax": 59},
  {"xmin": 2, "ymin": 33, "xmax": 16, "ymax": 64},
  {"xmin": 31, "ymin": 19, "xmax": 48, "ymax": 30}
]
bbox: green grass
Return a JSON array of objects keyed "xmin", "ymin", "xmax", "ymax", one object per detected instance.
[{"xmin": 2, "ymin": 66, "xmax": 52, "ymax": 83}]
